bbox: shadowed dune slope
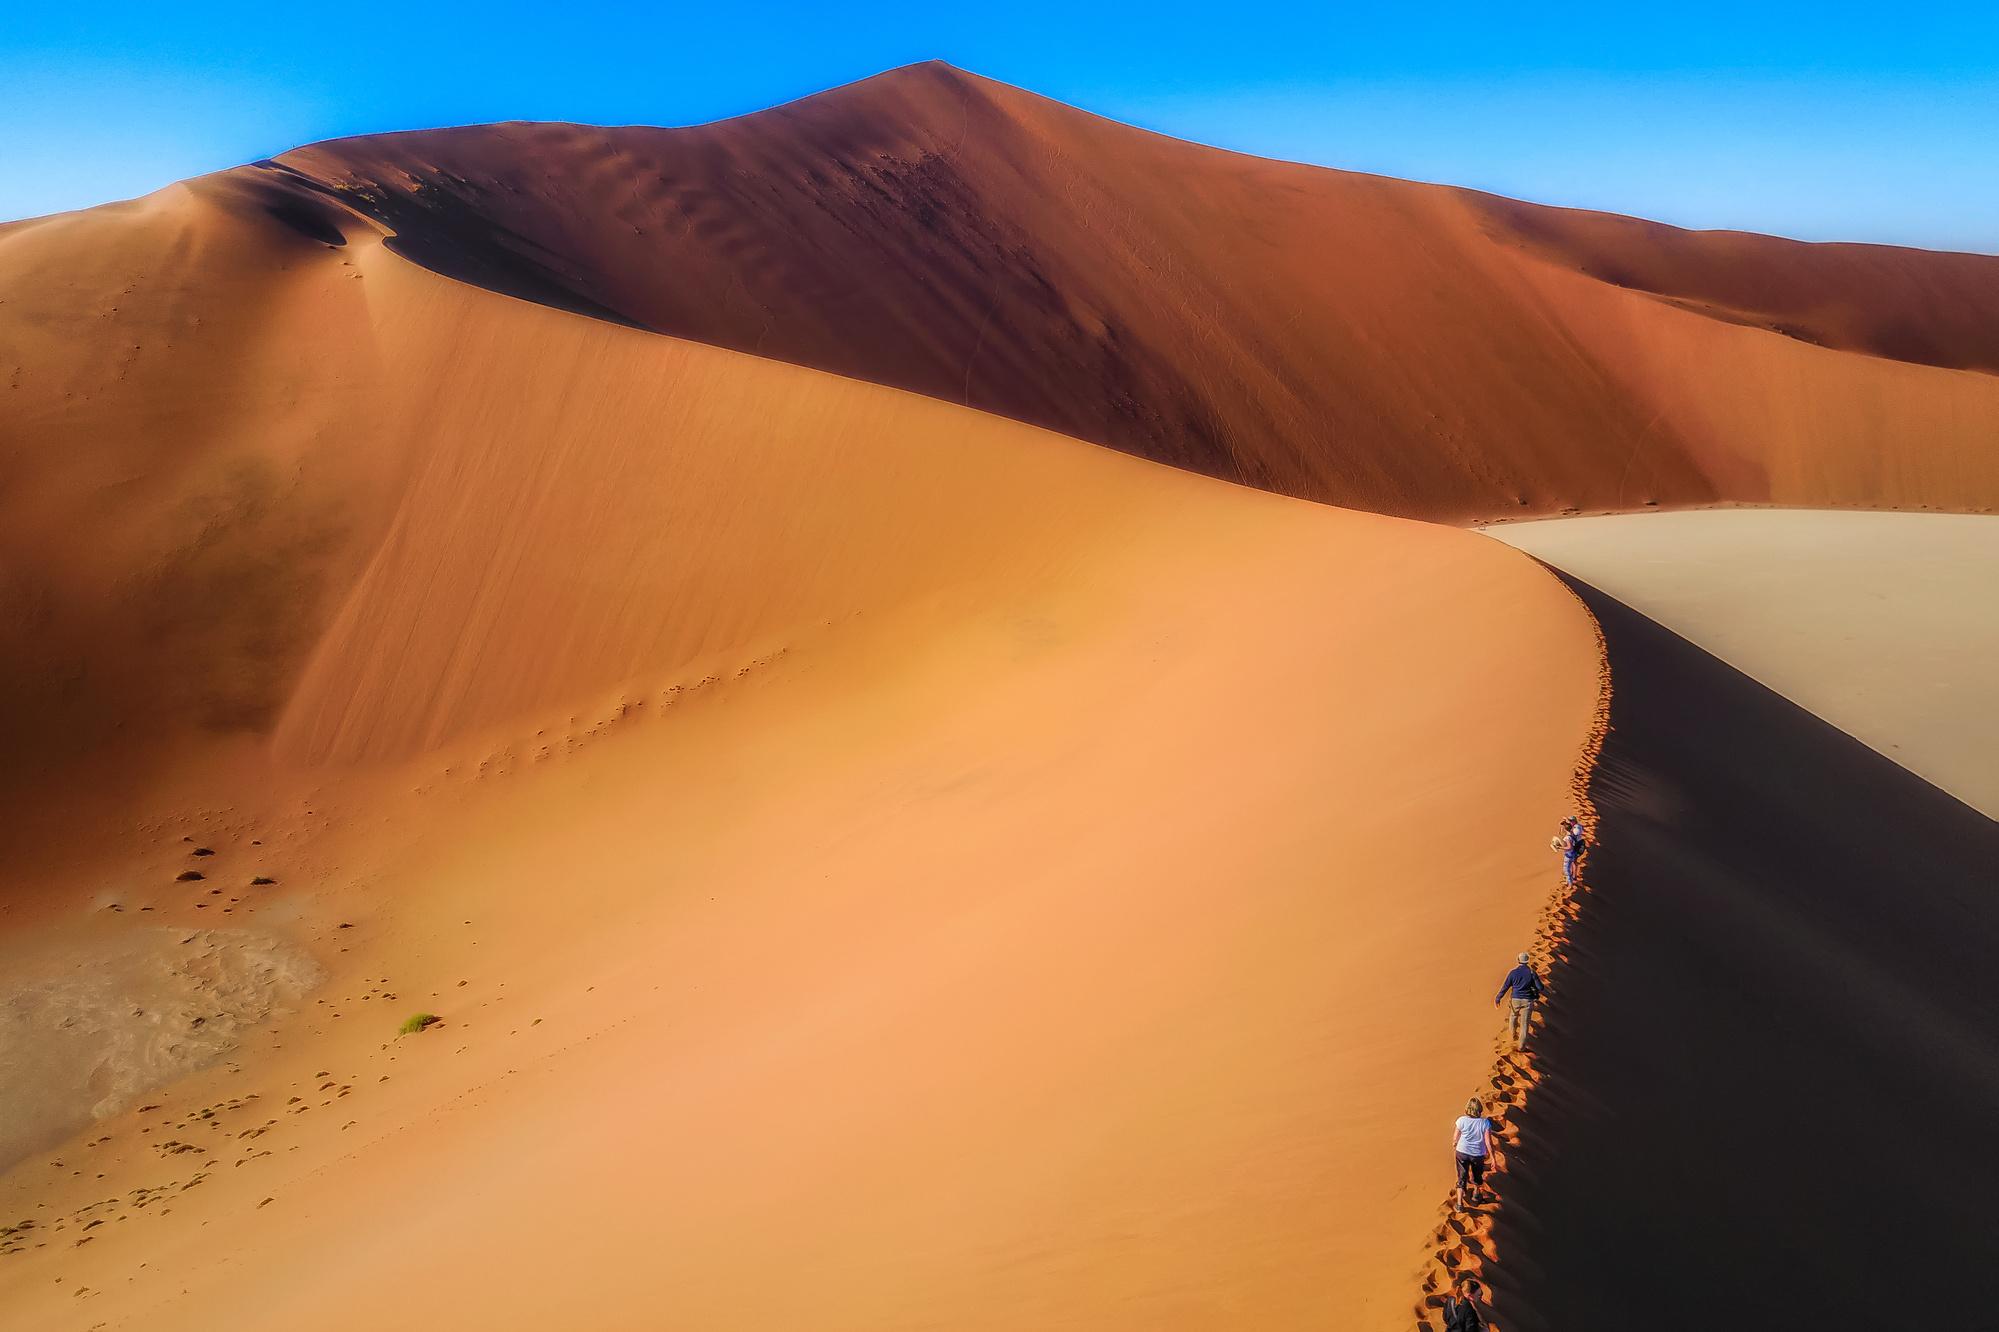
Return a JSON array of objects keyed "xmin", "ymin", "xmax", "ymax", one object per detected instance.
[
  {"xmin": 1489, "ymin": 581, "xmax": 1999, "ymax": 1330},
  {"xmin": 259, "ymin": 61, "xmax": 1999, "ymax": 522},
  {"xmin": 1, "ymin": 181, "xmax": 1603, "ymax": 1328},
  {"xmin": 0, "ymin": 173, "xmax": 401, "ymax": 819}
]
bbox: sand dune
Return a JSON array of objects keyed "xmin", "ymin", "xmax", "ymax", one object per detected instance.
[
  {"xmin": 0, "ymin": 183, "xmax": 1600, "ymax": 1327},
  {"xmin": 1489, "ymin": 581, "xmax": 1999, "ymax": 1330},
  {"xmin": 1488, "ymin": 510, "xmax": 1999, "ymax": 817},
  {"xmin": 258, "ymin": 61, "xmax": 1999, "ymax": 522},
  {"xmin": 9, "ymin": 59, "xmax": 1996, "ymax": 1332}
]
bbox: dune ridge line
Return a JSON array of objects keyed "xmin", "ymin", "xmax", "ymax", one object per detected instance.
[{"xmin": 1413, "ymin": 565, "xmax": 1612, "ymax": 1331}]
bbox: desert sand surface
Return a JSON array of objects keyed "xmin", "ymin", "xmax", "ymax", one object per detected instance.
[
  {"xmin": 0, "ymin": 179, "xmax": 1601, "ymax": 1329},
  {"xmin": 1490, "ymin": 581, "xmax": 1999, "ymax": 1329},
  {"xmin": 1488, "ymin": 509, "xmax": 1999, "ymax": 816},
  {"xmin": 258, "ymin": 61, "xmax": 1999, "ymax": 522}
]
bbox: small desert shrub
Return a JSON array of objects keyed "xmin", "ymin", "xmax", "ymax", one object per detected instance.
[{"xmin": 398, "ymin": 1013, "xmax": 441, "ymax": 1036}]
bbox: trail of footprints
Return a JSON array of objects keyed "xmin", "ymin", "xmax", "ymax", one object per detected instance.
[
  {"xmin": 0, "ymin": 962, "xmax": 407, "ymax": 1262},
  {"xmin": 0, "ymin": 1073, "xmax": 375, "ymax": 1262},
  {"xmin": 2, "ymin": 940, "xmax": 524, "ymax": 1270},
  {"xmin": 414, "ymin": 646, "xmax": 793, "ymax": 792},
  {"xmin": 1412, "ymin": 610, "xmax": 1611, "ymax": 1330}
]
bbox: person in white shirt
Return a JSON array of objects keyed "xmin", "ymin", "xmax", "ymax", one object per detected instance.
[{"xmin": 1453, "ymin": 1096, "xmax": 1499, "ymax": 1209}]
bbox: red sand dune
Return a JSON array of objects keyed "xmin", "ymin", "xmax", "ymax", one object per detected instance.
[
  {"xmin": 257, "ymin": 61, "xmax": 1999, "ymax": 522},
  {"xmin": 0, "ymin": 178, "xmax": 1599, "ymax": 1328},
  {"xmin": 7, "ymin": 62, "xmax": 1998, "ymax": 1332}
]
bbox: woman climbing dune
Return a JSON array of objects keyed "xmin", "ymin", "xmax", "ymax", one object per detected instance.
[{"xmin": 1453, "ymin": 1096, "xmax": 1499, "ymax": 1209}]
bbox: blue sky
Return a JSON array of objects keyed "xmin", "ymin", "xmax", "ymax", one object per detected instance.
[{"xmin": 4, "ymin": 2, "xmax": 1996, "ymax": 251}]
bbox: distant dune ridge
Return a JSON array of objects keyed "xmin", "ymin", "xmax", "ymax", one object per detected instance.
[
  {"xmin": 260, "ymin": 61, "xmax": 1999, "ymax": 522},
  {"xmin": 1, "ymin": 59, "xmax": 1995, "ymax": 1332}
]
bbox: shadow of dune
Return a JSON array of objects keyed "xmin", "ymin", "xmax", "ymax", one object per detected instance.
[{"xmin": 1490, "ymin": 578, "xmax": 1999, "ymax": 1329}]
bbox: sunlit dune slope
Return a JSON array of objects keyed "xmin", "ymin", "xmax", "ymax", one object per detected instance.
[
  {"xmin": 259, "ymin": 61, "xmax": 1999, "ymax": 521},
  {"xmin": 0, "ymin": 184, "xmax": 1599, "ymax": 1328},
  {"xmin": 1488, "ymin": 510, "xmax": 1999, "ymax": 817}
]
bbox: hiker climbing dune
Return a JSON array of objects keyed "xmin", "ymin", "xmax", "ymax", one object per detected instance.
[
  {"xmin": 1492, "ymin": 952, "xmax": 1542, "ymax": 1050},
  {"xmin": 1452, "ymin": 1095, "xmax": 1500, "ymax": 1211},
  {"xmin": 1552, "ymin": 815, "xmax": 1587, "ymax": 886}
]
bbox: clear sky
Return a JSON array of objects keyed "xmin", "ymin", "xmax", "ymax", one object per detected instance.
[{"xmin": 5, "ymin": 2, "xmax": 1996, "ymax": 251}]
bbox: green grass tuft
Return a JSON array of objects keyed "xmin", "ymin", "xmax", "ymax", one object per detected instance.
[{"xmin": 398, "ymin": 1012, "xmax": 441, "ymax": 1036}]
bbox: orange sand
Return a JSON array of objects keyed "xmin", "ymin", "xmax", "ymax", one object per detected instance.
[{"xmin": 0, "ymin": 181, "xmax": 1600, "ymax": 1328}]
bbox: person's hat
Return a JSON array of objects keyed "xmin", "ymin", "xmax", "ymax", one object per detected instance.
[{"xmin": 1517, "ymin": 952, "xmax": 1530, "ymax": 963}]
